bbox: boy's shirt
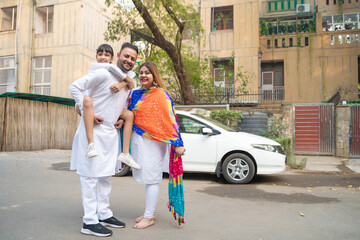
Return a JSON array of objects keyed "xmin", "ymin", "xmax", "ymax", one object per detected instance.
[{"xmin": 71, "ymin": 62, "xmax": 136, "ymax": 112}]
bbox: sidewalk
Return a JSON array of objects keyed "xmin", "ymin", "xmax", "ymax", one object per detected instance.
[{"xmin": 296, "ymin": 155, "xmax": 360, "ymax": 173}]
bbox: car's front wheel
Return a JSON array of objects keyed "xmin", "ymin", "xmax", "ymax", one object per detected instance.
[
  {"xmin": 114, "ymin": 165, "xmax": 131, "ymax": 177},
  {"xmin": 222, "ymin": 153, "xmax": 255, "ymax": 184}
]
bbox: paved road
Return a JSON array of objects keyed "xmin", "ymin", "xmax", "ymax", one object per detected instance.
[{"xmin": 0, "ymin": 150, "xmax": 359, "ymax": 240}]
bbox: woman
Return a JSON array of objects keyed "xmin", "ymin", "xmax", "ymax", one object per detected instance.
[{"xmin": 127, "ymin": 62, "xmax": 186, "ymax": 229}]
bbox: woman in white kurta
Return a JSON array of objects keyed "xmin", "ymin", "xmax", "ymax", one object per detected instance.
[{"xmin": 126, "ymin": 62, "xmax": 186, "ymax": 229}]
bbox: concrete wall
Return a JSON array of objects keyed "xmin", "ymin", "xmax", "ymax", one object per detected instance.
[{"xmin": 336, "ymin": 105, "xmax": 350, "ymax": 157}]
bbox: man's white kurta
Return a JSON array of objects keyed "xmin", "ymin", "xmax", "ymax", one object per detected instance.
[{"xmin": 69, "ymin": 66, "xmax": 130, "ymax": 177}]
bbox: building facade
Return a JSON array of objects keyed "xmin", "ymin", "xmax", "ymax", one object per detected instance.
[
  {"xmin": 0, "ymin": 0, "xmax": 123, "ymax": 98},
  {"xmin": 199, "ymin": 0, "xmax": 360, "ymax": 105},
  {"xmin": 1, "ymin": 0, "xmax": 359, "ymax": 104}
]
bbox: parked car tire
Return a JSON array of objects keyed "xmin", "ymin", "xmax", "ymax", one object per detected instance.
[
  {"xmin": 222, "ymin": 153, "xmax": 255, "ymax": 184},
  {"xmin": 115, "ymin": 165, "xmax": 131, "ymax": 177}
]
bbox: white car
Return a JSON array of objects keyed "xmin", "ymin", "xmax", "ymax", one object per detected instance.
[{"xmin": 116, "ymin": 111, "xmax": 286, "ymax": 184}]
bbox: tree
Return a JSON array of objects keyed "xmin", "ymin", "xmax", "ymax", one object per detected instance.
[{"xmin": 104, "ymin": 0, "xmax": 199, "ymax": 104}]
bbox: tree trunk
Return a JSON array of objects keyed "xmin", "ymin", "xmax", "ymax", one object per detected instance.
[
  {"xmin": 162, "ymin": 43, "xmax": 195, "ymax": 105},
  {"xmin": 131, "ymin": 0, "xmax": 195, "ymax": 105}
]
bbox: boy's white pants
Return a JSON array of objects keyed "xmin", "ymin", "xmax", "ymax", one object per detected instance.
[{"xmin": 80, "ymin": 176, "xmax": 113, "ymax": 224}]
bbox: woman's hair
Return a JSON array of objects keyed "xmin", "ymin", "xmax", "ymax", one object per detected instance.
[
  {"xmin": 96, "ymin": 44, "xmax": 114, "ymax": 57},
  {"xmin": 139, "ymin": 62, "xmax": 166, "ymax": 89}
]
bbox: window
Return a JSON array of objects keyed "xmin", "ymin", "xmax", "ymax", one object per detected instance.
[
  {"xmin": 305, "ymin": 37, "xmax": 309, "ymax": 46},
  {"xmin": 212, "ymin": 59, "xmax": 234, "ymax": 87},
  {"xmin": 33, "ymin": 56, "xmax": 52, "ymax": 95},
  {"xmin": 322, "ymin": 12, "xmax": 360, "ymax": 31},
  {"xmin": 0, "ymin": 56, "xmax": 16, "ymax": 94},
  {"xmin": 261, "ymin": 62, "xmax": 284, "ymax": 101},
  {"xmin": 1, "ymin": 7, "xmax": 17, "ymax": 31},
  {"xmin": 183, "ymin": 15, "xmax": 200, "ymax": 40},
  {"xmin": 267, "ymin": 0, "xmax": 304, "ymax": 12},
  {"xmin": 212, "ymin": 6, "xmax": 233, "ymax": 31},
  {"xmin": 177, "ymin": 115, "xmax": 209, "ymax": 134},
  {"xmin": 35, "ymin": 6, "xmax": 54, "ymax": 34},
  {"xmin": 282, "ymin": 38, "xmax": 286, "ymax": 47}
]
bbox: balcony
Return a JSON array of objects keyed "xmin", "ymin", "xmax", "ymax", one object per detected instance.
[
  {"xmin": 260, "ymin": 16, "xmax": 315, "ymax": 36},
  {"xmin": 172, "ymin": 85, "xmax": 285, "ymax": 106}
]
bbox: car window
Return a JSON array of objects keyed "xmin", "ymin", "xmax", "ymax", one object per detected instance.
[
  {"xmin": 193, "ymin": 114, "xmax": 236, "ymax": 132},
  {"xmin": 177, "ymin": 114, "xmax": 210, "ymax": 134}
]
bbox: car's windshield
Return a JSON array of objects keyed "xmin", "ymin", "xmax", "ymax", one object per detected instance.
[{"xmin": 193, "ymin": 114, "xmax": 236, "ymax": 132}]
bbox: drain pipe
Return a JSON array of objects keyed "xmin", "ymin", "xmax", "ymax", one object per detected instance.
[{"xmin": 258, "ymin": 48, "xmax": 262, "ymax": 106}]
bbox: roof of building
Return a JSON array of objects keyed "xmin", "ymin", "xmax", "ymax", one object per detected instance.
[{"xmin": 0, "ymin": 92, "xmax": 75, "ymax": 106}]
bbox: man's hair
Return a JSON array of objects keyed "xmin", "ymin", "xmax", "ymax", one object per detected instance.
[
  {"xmin": 96, "ymin": 44, "xmax": 114, "ymax": 57},
  {"xmin": 120, "ymin": 42, "xmax": 139, "ymax": 54}
]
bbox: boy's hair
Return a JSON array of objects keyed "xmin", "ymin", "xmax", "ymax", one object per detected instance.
[
  {"xmin": 120, "ymin": 42, "xmax": 139, "ymax": 54},
  {"xmin": 96, "ymin": 44, "xmax": 114, "ymax": 57}
]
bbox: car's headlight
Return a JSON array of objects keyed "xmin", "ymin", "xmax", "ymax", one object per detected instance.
[{"xmin": 251, "ymin": 144, "xmax": 284, "ymax": 154}]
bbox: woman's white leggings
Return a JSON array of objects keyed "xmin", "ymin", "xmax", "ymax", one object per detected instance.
[{"xmin": 144, "ymin": 183, "xmax": 160, "ymax": 218}]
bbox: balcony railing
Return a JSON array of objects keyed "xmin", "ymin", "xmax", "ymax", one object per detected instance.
[{"xmin": 173, "ymin": 86, "xmax": 285, "ymax": 105}]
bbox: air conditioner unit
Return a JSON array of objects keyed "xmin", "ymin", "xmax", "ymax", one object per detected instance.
[{"xmin": 296, "ymin": 4, "xmax": 310, "ymax": 13}]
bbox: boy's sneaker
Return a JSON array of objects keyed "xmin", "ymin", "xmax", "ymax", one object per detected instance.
[
  {"xmin": 99, "ymin": 216, "xmax": 126, "ymax": 228},
  {"xmin": 87, "ymin": 143, "xmax": 98, "ymax": 158},
  {"xmin": 118, "ymin": 153, "xmax": 141, "ymax": 169},
  {"xmin": 81, "ymin": 223, "xmax": 112, "ymax": 237}
]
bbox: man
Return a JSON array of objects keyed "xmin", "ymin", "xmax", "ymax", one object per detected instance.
[{"xmin": 69, "ymin": 43, "xmax": 138, "ymax": 237}]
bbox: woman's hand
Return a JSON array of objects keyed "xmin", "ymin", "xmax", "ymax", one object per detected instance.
[
  {"xmin": 175, "ymin": 146, "xmax": 186, "ymax": 157},
  {"xmin": 114, "ymin": 119, "xmax": 124, "ymax": 129}
]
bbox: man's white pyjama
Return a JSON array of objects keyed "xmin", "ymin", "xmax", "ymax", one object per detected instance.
[{"xmin": 80, "ymin": 176, "xmax": 113, "ymax": 224}]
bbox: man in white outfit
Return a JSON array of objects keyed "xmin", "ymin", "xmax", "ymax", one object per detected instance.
[{"xmin": 69, "ymin": 43, "xmax": 138, "ymax": 237}]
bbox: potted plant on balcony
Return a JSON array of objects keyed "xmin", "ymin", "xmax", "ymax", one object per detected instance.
[
  {"xmin": 284, "ymin": 22, "xmax": 289, "ymax": 34},
  {"xmin": 309, "ymin": 19, "xmax": 316, "ymax": 33},
  {"xmin": 214, "ymin": 15, "xmax": 222, "ymax": 30},
  {"xmin": 277, "ymin": 18, "xmax": 284, "ymax": 35},
  {"xmin": 260, "ymin": 20, "xmax": 269, "ymax": 36},
  {"xmin": 222, "ymin": 12, "xmax": 233, "ymax": 30},
  {"xmin": 268, "ymin": 21, "xmax": 274, "ymax": 35}
]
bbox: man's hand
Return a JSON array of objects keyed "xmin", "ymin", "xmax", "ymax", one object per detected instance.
[
  {"xmin": 94, "ymin": 115, "xmax": 104, "ymax": 124},
  {"xmin": 114, "ymin": 119, "xmax": 124, "ymax": 129},
  {"xmin": 175, "ymin": 146, "xmax": 186, "ymax": 157}
]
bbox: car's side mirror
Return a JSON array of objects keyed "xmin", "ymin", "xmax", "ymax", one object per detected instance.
[{"xmin": 201, "ymin": 127, "xmax": 213, "ymax": 136}]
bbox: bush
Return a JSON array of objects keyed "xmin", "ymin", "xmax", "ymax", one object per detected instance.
[
  {"xmin": 259, "ymin": 117, "xmax": 288, "ymax": 139},
  {"xmin": 210, "ymin": 110, "xmax": 242, "ymax": 130},
  {"xmin": 274, "ymin": 137, "xmax": 291, "ymax": 156}
]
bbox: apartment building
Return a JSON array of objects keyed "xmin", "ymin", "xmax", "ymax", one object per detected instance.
[
  {"xmin": 199, "ymin": 0, "xmax": 360, "ymax": 104},
  {"xmin": 0, "ymin": 0, "xmax": 123, "ymax": 98},
  {"xmin": 1, "ymin": 0, "xmax": 359, "ymax": 104}
]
